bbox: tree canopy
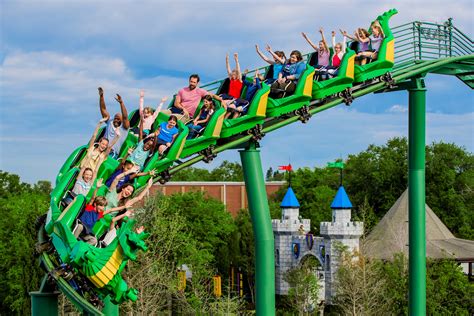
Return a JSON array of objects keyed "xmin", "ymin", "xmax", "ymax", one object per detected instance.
[
  {"xmin": 268, "ymin": 138, "xmax": 473, "ymax": 239},
  {"xmin": 0, "ymin": 171, "xmax": 51, "ymax": 315}
]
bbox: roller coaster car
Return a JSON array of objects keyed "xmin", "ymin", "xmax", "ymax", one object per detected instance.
[
  {"xmin": 55, "ymin": 108, "xmax": 137, "ymax": 185},
  {"xmin": 47, "ymin": 194, "xmax": 148, "ymax": 304},
  {"xmin": 179, "ymin": 99, "xmax": 226, "ymax": 160},
  {"xmin": 56, "ymin": 145, "xmax": 88, "ymax": 185},
  {"xmin": 354, "ymin": 9, "xmax": 398, "ymax": 83},
  {"xmin": 47, "ymin": 168, "xmax": 82, "ymax": 235},
  {"xmin": 134, "ymin": 112, "xmax": 189, "ymax": 187},
  {"xmin": 127, "ymin": 109, "xmax": 141, "ymax": 130},
  {"xmin": 265, "ymin": 65, "xmax": 315, "ymax": 118},
  {"xmin": 219, "ymin": 79, "xmax": 270, "ymax": 140},
  {"xmin": 310, "ymin": 49, "xmax": 356, "ymax": 102}
]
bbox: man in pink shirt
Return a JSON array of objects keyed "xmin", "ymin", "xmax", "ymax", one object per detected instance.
[{"xmin": 171, "ymin": 74, "xmax": 222, "ymax": 122}]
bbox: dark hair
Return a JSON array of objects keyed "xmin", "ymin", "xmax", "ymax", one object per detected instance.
[
  {"xmin": 118, "ymin": 183, "xmax": 134, "ymax": 194},
  {"xmin": 274, "ymin": 51, "xmax": 286, "ymax": 61},
  {"xmin": 124, "ymin": 160, "xmax": 134, "ymax": 168},
  {"xmin": 84, "ymin": 167, "xmax": 93, "ymax": 174},
  {"xmin": 144, "ymin": 136, "xmax": 156, "ymax": 148},
  {"xmin": 202, "ymin": 95, "xmax": 215, "ymax": 109},
  {"xmin": 290, "ymin": 50, "xmax": 303, "ymax": 61},
  {"xmin": 189, "ymin": 74, "xmax": 200, "ymax": 82},
  {"xmin": 168, "ymin": 115, "xmax": 178, "ymax": 123},
  {"xmin": 117, "ymin": 183, "xmax": 135, "ymax": 206}
]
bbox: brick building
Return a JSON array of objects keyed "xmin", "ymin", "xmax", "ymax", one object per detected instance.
[{"xmin": 150, "ymin": 181, "xmax": 286, "ymax": 216}]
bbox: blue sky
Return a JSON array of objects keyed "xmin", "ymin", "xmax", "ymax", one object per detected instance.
[{"xmin": 1, "ymin": 0, "xmax": 473, "ymax": 183}]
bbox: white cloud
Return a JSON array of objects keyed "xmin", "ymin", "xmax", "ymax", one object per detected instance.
[
  {"xmin": 1, "ymin": 51, "xmax": 184, "ymax": 111},
  {"xmin": 388, "ymin": 105, "xmax": 408, "ymax": 113}
]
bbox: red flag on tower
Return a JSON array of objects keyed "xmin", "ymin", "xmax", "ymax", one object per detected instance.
[{"xmin": 278, "ymin": 164, "xmax": 293, "ymax": 171}]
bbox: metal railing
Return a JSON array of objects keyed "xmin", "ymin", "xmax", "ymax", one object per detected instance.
[{"xmin": 393, "ymin": 19, "xmax": 473, "ymax": 71}]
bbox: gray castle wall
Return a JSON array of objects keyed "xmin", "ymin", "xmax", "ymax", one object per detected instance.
[{"xmin": 273, "ymin": 206, "xmax": 363, "ymax": 304}]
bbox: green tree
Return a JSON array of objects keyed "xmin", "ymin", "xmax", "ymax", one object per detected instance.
[
  {"xmin": 266, "ymin": 167, "xmax": 274, "ymax": 181},
  {"xmin": 171, "ymin": 161, "xmax": 244, "ymax": 182},
  {"xmin": 344, "ymin": 138, "xmax": 473, "ymax": 238},
  {"xmin": 333, "ymin": 247, "xmax": 392, "ymax": 316},
  {"xmin": 344, "ymin": 137, "xmax": 408, "ymax": 220},
  {"xmin": 283, "ymin": 256, "xmax": 321, "ymax": 315},
  {"xmin": 271, "ymin": 138, "xmax": 473, "ymax": 239},
  {"xmin": 161, "ymin": 191, "xmax": 236, "ymax": 275},
  {"xmin": 271, "ymin": 167, "xmax": 338, "ymax": 234},
  {"xmin": 0, "ymin": 172, "xmax": 50, "ymax": 315},
  {"xmin": 425, "ymin": 142, "xmax": 474, "ymax": 239},
  {"xmin": 381, "ymin": 253, "xmax": 474, "ymax": 315},
  {"xmin": 272, "ymin": 170, "xmax": 285, "ymax": 181},
  {"xmin": 0, "ymin": 170, "xmax": 33, "ymax": 198},
  {"xmin": 172, "ymin": 167, "xmax": 212, "ymax": 181},
  {"xmin": 123, "ymin": 195, "xmax": 242, "ymax": 314},
  {"xmin": 228, "ymin": 209, "xmax": 256, "ymax": 303},
  {"xmin": 209, "ymin": 161, "xmax": 243, "ymax": 181}
]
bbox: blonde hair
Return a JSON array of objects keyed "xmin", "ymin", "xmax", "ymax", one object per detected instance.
[
  {"xmin": 144, "ymin": 106, "xmax": 154, "ymax": 114},
  {"xmin": 94, "ymin": 196, "xmax": 107, "ymax": 207},
  {"xmin": 371, "ymin": 21, "xmax": 384, "ymax": 37}
]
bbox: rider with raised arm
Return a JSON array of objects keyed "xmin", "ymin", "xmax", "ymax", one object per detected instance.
[
  {"xmin": 138, "ymin": 89, "xmax": 168, "ymax": 136},
  {"xmin": 98, "ymin": 87, "xmax": 130, "ymax": 159},
  {"xmin": 221, "ymin": 53, "xmax": 243, "ymax": 100},
  {"xmin": 302, "ymin": 27, "xmax": 330, "ymax": 71},
  {"xmin": 127, "ymin": 117, "xmax": 156, "ymax": 171},
  {"xmin": 80, "ymin": 118, "xmax": 119, "ymax": 172},
  {"xmin": 323, "ymin": 30, "xmax": 347, "ymax": 78},
  {"xmin": 255, "ymin": 44, "xmax": 286, "ymax": 84}
]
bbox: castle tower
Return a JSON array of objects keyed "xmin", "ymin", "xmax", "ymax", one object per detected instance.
[
  {"xmin": 272, "ymin": 187, "xmax": 311, "ymax": 294},
  {"xmin": 320, "ymin": 186, "xmax": 363, "ymax": 302}
]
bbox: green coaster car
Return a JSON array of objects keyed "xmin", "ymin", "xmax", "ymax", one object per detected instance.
[
  {"xmin": 47, "ymin": 168, "xmax": 81, "ymax": 235},
  {"xmin": 56, "ymin": 107, "xmax": 139, "ymax": 185},
  {"xmin": 180, "ymin": 100, "xmax": 227, "ymax": 160},
  {"xmin": 310, "ymin": 49, "xmax": 356, "ymax": 102},
  {"xmin": 46, "ymin": 164, "xmax": 149, "ymax": 305},
  {"xmin": 48, "ymin": 193, "xmax": 148, "ymax": 304},
  {"xmin": 56, "ymin": 145, "xmax": 88, "ymax": 185},
  {"xmin": 354, "ymin": 9, "xmax": 398, "ymax": 83},
  {"xmin": 220, "ymin": 81, "xmax": 270, "ymax": 140},
  {"xmin": 265, "ymin": 65, "xmax": 315, "ymax": 118},
  {"xmin": 134, "ymin": 112, "xmax": 189, "ymax": 186}
]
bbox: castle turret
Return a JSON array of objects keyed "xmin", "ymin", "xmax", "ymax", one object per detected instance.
[
  {"xmin": 272, "ymin": 186, "xmax": 311, "ymax": 294},
  {"xmin": 320, "ymin": 185, "xmax": 363, "ymax": 302},
  {"xmin": 280, "ymin": 186, "xmax": 301, "ymax": 221}
]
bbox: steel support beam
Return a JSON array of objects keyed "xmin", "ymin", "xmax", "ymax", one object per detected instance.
[
  {"xmin": 408, "ymin": 77, "xmax": 427, "ymax": 316},
  {"xmin": 239, "ymin": 141, "xmax": 275, "ymax": 315}
]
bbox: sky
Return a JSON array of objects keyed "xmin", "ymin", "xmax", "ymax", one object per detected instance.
[{"xmin": 1, "ymin": 0, "xmax": 473, "ymax": 184}]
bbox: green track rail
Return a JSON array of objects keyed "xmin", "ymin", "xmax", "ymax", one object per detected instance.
[{"xmin": 38, "ymin": 17, "xmax": 473, "ymax": 315}]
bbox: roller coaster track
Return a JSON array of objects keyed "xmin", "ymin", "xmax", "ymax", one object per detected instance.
[{"xmin": 36, "ymin": 18, "xmax": 473, "ymax": 315}]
